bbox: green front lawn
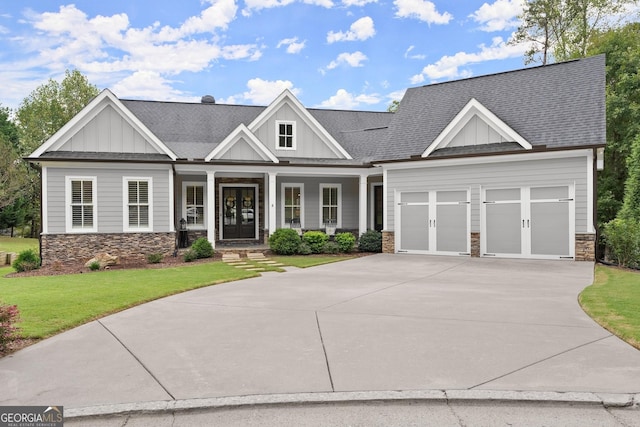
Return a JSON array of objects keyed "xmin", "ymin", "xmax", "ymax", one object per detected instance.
[
  {"xmin": 0, "ymin": 237, "xmax": 39, "ymax": 254},
  {"xmin": 0, "ymin": 262, "xmax": 258, "ymax": 339},
  {"xmin": 0, "ymin": 253, "xmax": 358, "ymax": 341},
  {"xmin": 579, "ymin": 264, "xmax": 640, "ymax": 350}
]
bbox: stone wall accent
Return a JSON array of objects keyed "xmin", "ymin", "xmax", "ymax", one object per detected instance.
[
  {"xmin": 470, "ymin": 232, "xmax": 480, "ymax": 257},
  {"xmin": 382, "ymin": 231, "xmax": 395, "ymax": 253},
  {"xmin": 41, "ymin": 232, "xmax": 176, "ymax": 266},
  {"xmin": 575, "ymin": 233, "xmax": 596, "ymax": 261}
]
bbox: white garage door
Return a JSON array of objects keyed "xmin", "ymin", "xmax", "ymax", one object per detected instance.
[
  {"xmin": 482, "ymin": 185, "xmax": 574, "ymax": 259},
  {"xmin": 398, "ymin": 190, "xmax": 470, "ymax": 255}
]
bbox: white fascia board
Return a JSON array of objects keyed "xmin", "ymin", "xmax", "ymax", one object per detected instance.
[
  {"xmin": 30, "ymin": 89, "xmax": 178, "ymax": 161},
  {"xmin": 174, "ymin": 162, "xmax": 379, "ymax": 177},
  {"xmin": 205, "ymin": 124, "xmax": 279, "ymax": 163},
  {"xmin": 422, "ymin": 98, "xmax": 532, "ymax": 158},
  {"xmin": 248, "ymin": 89, "xmax": 353, "ymax": 160},
  {"xmin": 383, "ymin": 148, "xmax": 593, "ymax": 171},
  {"xmin": 36, "ymin": 160, "xmax": 172, "ymax": 171}
]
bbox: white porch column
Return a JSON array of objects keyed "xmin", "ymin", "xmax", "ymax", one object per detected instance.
[
  {"xmin": 268, "ymin": 172, "xmax": 277, "ymax": 235},
  {"xmin": 206, "ymin": 171, "xmax": 216, "ymax": 248},
  {"xmin": 359, "ymin": 173, "xmax": 368, "ymax": 236}
]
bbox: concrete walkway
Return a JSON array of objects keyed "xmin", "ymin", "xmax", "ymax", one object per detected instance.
[{"xmin": 1, "ymin": 254, "xmax": 639, "ymax": 420}]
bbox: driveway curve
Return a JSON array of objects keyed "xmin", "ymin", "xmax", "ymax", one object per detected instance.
[{"xmin": 1, "ymin": 254, "xmax": 639, "ymax": 410}]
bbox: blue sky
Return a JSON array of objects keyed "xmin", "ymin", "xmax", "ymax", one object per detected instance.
[{"xmin": 0, "ymin": 1, "xmax": 633, "ymax": 112}]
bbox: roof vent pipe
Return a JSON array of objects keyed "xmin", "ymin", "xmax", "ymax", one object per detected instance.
[{"xmin": 201, "ymin": 95, "xmax": 215, "ymax": 104}]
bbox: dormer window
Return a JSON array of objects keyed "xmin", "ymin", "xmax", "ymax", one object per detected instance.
[{"xmin": 276, "ymin": 120, "xmax": 296, "ymax": 150}]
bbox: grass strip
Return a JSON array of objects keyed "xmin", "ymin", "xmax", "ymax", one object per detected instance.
[{"xmin": 579, "ymin": 264, "xmax": 640, "ymax": 350}]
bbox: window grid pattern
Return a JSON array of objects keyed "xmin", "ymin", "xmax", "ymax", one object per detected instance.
[
  {"xmin": 322, "ymin": 186, "xmax": 339, "ymax": 225},
  {"xmin": 186, "ymin": 185, "xmax": 204, "ymax": 226},
  {"xmin": 284, "ymin": 186, "xmax": 301, "ymax": 224},
  {"xmin": 128, "ymin": 180, "xmax": 149, "ymax": 228},
  {"xmin": 278, "ymin": 123, "xmax": 294, "ymax": 148},
  {"xmin": 71, "ymin": 180, "xmax": 94, "ymax": 228}
]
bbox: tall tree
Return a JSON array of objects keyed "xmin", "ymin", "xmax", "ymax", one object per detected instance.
[
  {"xmin": 15, "ymin": 69, "xmax": 99, "ymax": 236},
  {"xmin": 590, "ymin": 23, "xmax": 640, "ymax": 226},
  {"xmin": 510, "ymin": 0, "xmax": 636, "ymax": 65},
  {"xmin": 0, "ymin": 133, "xmax": 27, "ymax": 211},
  {"xmin": 16, "ymin": 69, "xmax": 99, "ymax": 155}
]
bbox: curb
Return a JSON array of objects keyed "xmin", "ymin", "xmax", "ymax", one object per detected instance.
[{"xmin": 65, "ymin": 390, "xmax": 640, "ymax": 419}]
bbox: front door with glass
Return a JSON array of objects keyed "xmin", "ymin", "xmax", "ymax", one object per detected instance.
[{"xmin": 222, "ymin": 187, "xmax": 256, "ymax": 239}]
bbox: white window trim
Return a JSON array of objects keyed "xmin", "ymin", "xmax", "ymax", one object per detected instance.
[
  {"xmin": 319, "ymin": 183, "xmax": 342, "ymax": 228},
  {"xmin": 275, "ymin": 120, "xmax": 296, "ymax": 151},
  {"xmin": 182, "ymin": 181, "xmax": 207, "ymax": 230},
  {"xmin": 123, "ymin": 177, "xmax": 153, "ymax": 232},
  {"xmin": 65, "ymin": 176, "xmax": 98, "ymax": 233},
  {"xmin": 281, "ymin": 183, "xmax": 304, "ymax": 228}
]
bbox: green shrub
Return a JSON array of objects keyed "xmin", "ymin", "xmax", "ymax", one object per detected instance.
[
  {"xmin": 12, "ymin": 249, "xmax": 41, "ymax": 272},
  {"xmin": 298, "ymin": 241, "xmax": 312, "ymax": 255},
  {"xmin": 183, "ymin": 249, "xmax": 197, "ymax": 262},
  {"xmin": 303, "ymin": 231, "xmax": 329, "ymax": 254},
  {"xmin": 269, "ymin": 228, "xmax": 301, "ymax": 255},
  {"xmin": 0, "ymin": 303, "xmax": 20, "ymax": 354},
  {"xmin": 334, "ymin": 232, "xmax": 356, "ymax": 253},
  {"xmin": 88, "ymin": 261, "xmax": 101, "ymax": 271},
  {"xmin": 147, "ymin": 253, "xmax": 163, "ymax": 264},
  {"xmin": 191, "ymin": 237, "xmax": 214, "ymax": 259},
  {"xmin": 603, "ymin": 218, "xmax": 640, "ymax": 267},
  {"xmin": 323, "ymin": 241, "xmax": 340, "ymax": 254},
  {"xmin": 358, "ymin": 230, "xmax": 382, "ymax": 253}
]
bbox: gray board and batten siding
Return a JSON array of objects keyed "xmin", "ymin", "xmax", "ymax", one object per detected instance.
[
  {"xmin": 385, "ymin": 154, "xmax": 589, "ymax": 233},
  {"xmin": 45, "ymin": 165, "xmax": 172, "ymax": 234}
]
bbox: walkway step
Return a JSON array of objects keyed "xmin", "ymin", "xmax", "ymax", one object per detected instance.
[
  {"xmin": 222, "ymin": 254, "xmax": 241, "ymax": 262},
  {"xmin": 247, "ymin": 252, "xmax": 267, "ymax": 260}
]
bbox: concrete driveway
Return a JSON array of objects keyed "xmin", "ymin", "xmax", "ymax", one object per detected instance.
[{"xmin": 1, "ymin": 254, "xmax": 639, "ymax": 411}]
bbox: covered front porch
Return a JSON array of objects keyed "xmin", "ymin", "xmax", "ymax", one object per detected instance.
[{"xmin": 173, "ymin": 164, "xmax": 383, "ymax": 250}]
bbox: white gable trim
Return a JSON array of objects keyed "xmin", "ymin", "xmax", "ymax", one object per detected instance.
[
  {"xmin": 205, "ymin": 124, "xmax": 279, "ymax": 163},
  {"xmin": 248, "ymin": 89, "xmax": 353, "ymax": 160},
  {"xmin": 30, "ymin": 89, "xmax": 177, "ymax": 160},
  {"xmin": 422, "ymin": 98, "xmax": 532, "ymax": 158}
]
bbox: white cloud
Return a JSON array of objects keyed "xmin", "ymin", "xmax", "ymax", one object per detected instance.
[
  {"xmin": 404, "ymin": 45, "xmax": 426, "ymax": 60},
  {"xmin": 414, "ymin": 37, "xmax": 527, "ymax": 82},
  {"xmin": 242, "ymin": 0, "xmax": 333, "ymax": 16},
  {"xmin": 220, "ymin": 78, "xmax": 301, "ymax": 105},
  {"xmin": 11, "ymin": 2, "xmax": 268, "ymax": 102},
  {"xmin": 111, "ymin": 70, "xmax": 198, "ymax": 102},
  {"xmin": 277, "ymin": 37, "xmax": 306, "ymax": 54},
  {"xmin": 326, "ymin": 51, "xmax": 368, "ymax": 70},
  {"xmin": 387, "ymin": 89, "xmax": 406, "ymax": 102},
  {"xmin": 316, "ymin": 88, "xmax": 381, "ymax": 109},
  {"xmin": 394, "ymin": 0, "xmax": 453, "ymax": 25},
  {"xmin": 327, "ymin": 16, "xmax": 375, "ymax": 43},
  {"xmin": 341, "ymin": 0, "xmax": 378, "ymax": 6},
  {"xmin": 469, "ymin": 0, "xmax": 523, "ymax": 32}
]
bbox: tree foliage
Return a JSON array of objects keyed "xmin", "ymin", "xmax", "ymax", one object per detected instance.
[
  {"xmin": 16, "ymin": 69, "xmax": 99, "ymax": 155},
  {"xmin": 13, "ymin": 69, "xmax": 99, "ymax": 236},
  {"xmin": 589, "ymin": 23, "xmax": 640, "ymax": 227},
  {"xmin": 618, "ymin": 135, "xmax": 640, "ymax": 222},
  {"xmin": 510, "ymin": 0, "xmax": 635, "ymax": 64}
]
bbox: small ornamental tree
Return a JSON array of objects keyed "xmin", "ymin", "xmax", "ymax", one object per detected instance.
[
  {"xmin": 269, "ymin": 228, "xmax": 301, "ymax": 255},
  {"xmin": 302, "ymin": 231, "xmax": 328, "ymax": 254},
  {"xmin": 0, "ymin": 303, "xmax": 20, "ymax": 354},
  {"xmin": 358, "ymin": 230, "xmax": 382, "ymax": 253}
]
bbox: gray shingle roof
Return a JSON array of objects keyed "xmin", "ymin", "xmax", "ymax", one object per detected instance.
[
  {"xmin": 118, "ymin": 55, "xmax": 604, "ymax": 164},
  {"xmin": 376, "ymin": 55, "xmax": 605, "ymax": 161}
]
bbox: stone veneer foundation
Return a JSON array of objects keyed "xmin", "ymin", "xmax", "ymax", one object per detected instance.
[
  {"xmin": 470, "ymin": 232, "xmax": 480, "ymax": 257},
  {"xmin": 41, "ymin": 232, "xmax": 176, "ymax": 266},
  {"xmin": 575, "ymin": 233, "xmax": 596, "ymax": 261},
  {"xmin": 382, "ymin": 231, "xmax": 394, "ymax": 253}
]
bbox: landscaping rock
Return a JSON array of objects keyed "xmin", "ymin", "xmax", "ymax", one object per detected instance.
[{"xmin": 84, "ymin": 253, "xmax": 119, "ymax": 269}]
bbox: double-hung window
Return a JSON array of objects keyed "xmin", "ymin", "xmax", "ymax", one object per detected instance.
[
  {"xmin": 184, "ymin": 183, "xmax": 205, "ymax": 228},
  {"xmin": 66, "ymin": 177, "xmax": 97, "ymax": 232},
  {"xmin": 282, "ymin": 183, "xmax": 304, "ymax": 227},
  {"xmin": 320, "ymin": 184, "xmax": 341, "ymax": 228},
  {"xmin": 124, "ymin": 177, "xmax": 153, "ymax": 231},
  {"xmin": 276, "ymin": 121, "xmax": 295, "ymax": 150}
]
